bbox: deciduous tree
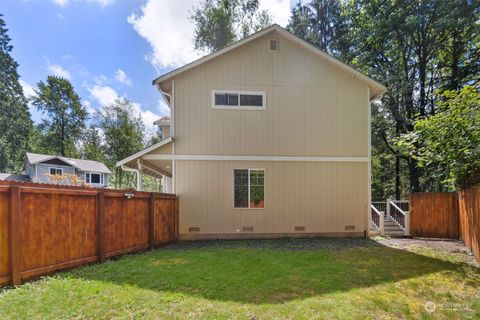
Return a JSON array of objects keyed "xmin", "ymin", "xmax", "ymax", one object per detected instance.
[{"xmin": 32, "ymin": 76, "xmax": 87, "ymax": 157}]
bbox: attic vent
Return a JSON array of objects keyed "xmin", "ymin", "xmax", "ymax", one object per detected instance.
[
  {"xmin": 269, "ymin": 39, "xmax": 278, "ymax": 51},
  {"xmin": 188, "ymin": 227, "xmax": 200, "ymax": 232},
  {"xmin": 345, "ymin": 225, "xmax": 355, "ymax": 231},
  {"xmin": 294, "ymin": 226, "xmax": 305, "ymax": 232},
  {"xmin": 242, "ymin": 226, "xmax": 254, "ymax": 232}
]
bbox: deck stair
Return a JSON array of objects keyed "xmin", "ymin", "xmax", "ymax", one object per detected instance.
[{"xmin": 370, "ymin": 200, "xmax": 410, "ymax": 237}]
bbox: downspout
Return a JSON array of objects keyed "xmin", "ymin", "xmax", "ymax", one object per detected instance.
[{"xmin": 120, "ymin": 165, "xmax": 140, "ymax": 190}]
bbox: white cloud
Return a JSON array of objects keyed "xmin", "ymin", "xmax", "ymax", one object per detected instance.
[
  {"xmin": 259, "ymin": 0, "xmax": 292, "ymax": 27},
  {"xmin": 128, "ymin": 0, "xmax": 201, "ymax": 70},
  {"xmin": 88, "ymin": 85, "xmax": 161, "ymax": 130},
  {"xmin": 88, "ymin": 85, "xmax": 119, "ymax": 106},
  {"xmin": 52, "ymin": 0, "xmax": 115, "ymax": 7},
  {"xmin": 19, "ymin": 80, "xmax": 35, "ymax": 98},
  {"xmin": 158, "ymin": 99, "xmax": 170, "ymax": 116},
  {"xmin": 114, "ymin": 69, "xmax": 132, "ymax": 86},
  {"xmin": 52, "ymin": 0, "xmax": 68, "ymax": 7},
  {"xmin": 128, "ymin": 0, "xmax": 292, "ymax": 70},
  {"xmin": 82, "ymin": 100, "xmax": 97, "ymax": 116},
  {"xmin": 48, "ymin": 64, "xmax": 72, "ymax": 80}
]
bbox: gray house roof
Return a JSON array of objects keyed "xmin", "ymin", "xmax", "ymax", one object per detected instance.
[
  {"xmin": 0, "ymin": 173, "xmax": 31, "ymax": 181},
  {"xmin": 26, "ymin": 152, "xmax": 112, "ymax": 174}
]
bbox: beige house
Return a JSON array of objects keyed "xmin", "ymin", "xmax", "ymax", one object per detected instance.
[{"xmin": 118, "ymin": 25, "xmax": 387, "ymax": 240}]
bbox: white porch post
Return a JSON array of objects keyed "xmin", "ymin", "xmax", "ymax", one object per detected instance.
[
  {"xmin": 380, "ymin": 212, "xmax": 385, "ymax": 236},
  {"xmin": 137, "ymin": 159, "xmax": 143, "ymax": 191},
  {"xmin": 405, "ymin": 212, "xmax": 410, "ymax": 236},
  {"xmin": 386, "ymin": 199, "xmax": 391, "ymax": 220}
]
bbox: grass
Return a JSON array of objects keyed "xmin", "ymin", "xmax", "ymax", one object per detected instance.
[{"xmin": 0, "ymin": 238, "xmax": 479, "ymax": 319}]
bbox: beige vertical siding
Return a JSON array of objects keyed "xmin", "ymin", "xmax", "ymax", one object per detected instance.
[
  {"xmin": 175, "ymin": 160, "xmax": 367, "ymax": 237},
  {"xmin": 173, "ymin": 30, "xmax": 368, "ymax": 157},
  {"xmin": 158, "ymin": 29, "xmax": 371, "ymax": 238}
]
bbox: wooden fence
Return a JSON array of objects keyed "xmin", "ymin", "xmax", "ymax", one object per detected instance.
[
  {"xmin": 409, "ymin": 192, "xmax": 459, "ymax": 239},
  {"xmin": 459, "ymin": 188, "xmax": 480, "ymax": 263},
  {"xmin": 409, "ymin": 188, "xmax": 480, "ymax": 263},
  {"xmin": 0, "ymin": 181, "xmax": 177, "ymax": 286}
]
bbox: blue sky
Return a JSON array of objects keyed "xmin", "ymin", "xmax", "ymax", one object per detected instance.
[{"xmin": 3, "ymin": 0, "xmax": 292, "ymax": 132}]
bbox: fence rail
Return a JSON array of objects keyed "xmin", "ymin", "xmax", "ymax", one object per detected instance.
[{"xmin": 0, "ymin": 181, "xmax": 177, "ymax": 286}]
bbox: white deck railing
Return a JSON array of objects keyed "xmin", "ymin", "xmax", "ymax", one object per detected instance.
[
  {"xmin": 370, "ymin": 204, "xmax": 384, "ymax": 235},
  {"xmin": 387, "ymin": 200, "xmax": 410, "ymax": 235}
]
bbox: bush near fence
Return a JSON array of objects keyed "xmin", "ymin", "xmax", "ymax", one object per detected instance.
[
  {"xmin": 0, "ymin": 180, "xmax": 177, "ymax": 286},
  {"xmin": 409, "ymin": 188, "xmax": 480, "ymax": 263}
]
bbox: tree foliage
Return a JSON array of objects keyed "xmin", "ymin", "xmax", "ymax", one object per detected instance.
[
  {"xmin": 0, "ymin": 14, "xmax": 33, "ymax": 173},
  {"xmin": 80, "ymin": 126, "xmax": 105, "ymax": 163},
  {"xmin": 399, "ymin": 86, "xmax": 480, "ymax": 190},
  {"xmin": 289, "ymin": 0, "xmax": 480, "ymax": 197},
  {"xmin": 32, "ymin": 75, "xmax": 87, "ymax": 157},
  {"xmin": 190, "ymin": 0, "xmax": 272, "ymax": 52},
  {"xmin": 96, "ymin": 98, "xmax": 145, "ymax": 189},
  {"xmin": 287, "ymin": 0, "xmax": 345, "ymax": 54}
]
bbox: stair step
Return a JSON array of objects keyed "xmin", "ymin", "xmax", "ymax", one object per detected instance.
[
  {"xmin": 384, "ymin": 230, "xmax": 406, "ymax": 237},
  {"xmin": 384, "ymin": 227, "xmax": 403, "ymax": 231}
]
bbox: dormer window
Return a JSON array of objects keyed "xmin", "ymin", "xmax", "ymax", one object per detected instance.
[{"xmin": 212, "ymin": 90, "xmax": 266, "ymax": 110}]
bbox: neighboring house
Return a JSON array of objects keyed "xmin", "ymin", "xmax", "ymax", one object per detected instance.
[
  {"xmin": 0, "ymin": 173, "xmax": 30, "ymax": 182},
  {"xmin": 117, "ymin": 25, "xmax": 387, "ymax": 240},
  {"xmin": 22, "ymin": 152, "xmax": 111, "ymax": 187}
]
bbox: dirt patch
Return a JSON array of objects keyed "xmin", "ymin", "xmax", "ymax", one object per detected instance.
[
  {"xmin": 164, "ymin": 237, "xmax": 381, "ymax": 251},
  {"xmin": 375, "ymin": 237, "xmax": 479, "ymax": 267}
]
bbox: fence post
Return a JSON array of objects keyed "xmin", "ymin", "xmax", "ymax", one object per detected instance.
[
  {"xmin": 9, "ymin": 186, "xmax": 21, "ymax": 286},
  {"xmin": 149, "ymin": 193, "xmax": 155, "ymax": 249},
  {"xmin": 97, "ymin": 191, "xmax": 105, "ymax": 263}
]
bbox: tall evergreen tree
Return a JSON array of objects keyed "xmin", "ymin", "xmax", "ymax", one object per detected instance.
[
  {"xmin": 0, "ymin": 14, "xmax": 33, "ymax": 173},
  {"xmin": 31, "ymin": 75, "xmax": 87, "ymax": 157},
  {"xmin": 287, "ymin": 0, "xmax": 345, "ymax": 55},
  {"xmin": 288, "ymin": 0, "xmax": 480, "ymax": 196}
]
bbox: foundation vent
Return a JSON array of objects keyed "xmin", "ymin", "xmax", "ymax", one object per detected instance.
[
  {"xmin": 345, "ymin": 225, "xmax": 355, "ymax": 231},
  {"xmin": 294, "ymin": 226, "xmax": 305, "ymax": 231},
  {"xmin": 242, "ymin": 226, "xmax": 254, "ymax": 232},
  {"xmin": 188, "ymin": 227, "xmax": 200, "ymax": 232},
  {"xmin": 269, "ymin": 39, "xmax": 278, "ymax": 51}
]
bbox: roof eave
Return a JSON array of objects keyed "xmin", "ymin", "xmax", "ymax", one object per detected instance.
[{"xmin": 151, "ymin": 24, "xmax": 387, "ymax": 96}]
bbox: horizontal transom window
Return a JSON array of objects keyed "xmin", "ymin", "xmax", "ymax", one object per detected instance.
[{"xmin": 212, "ymin": 90, "xmax": 266, "ymax": 110}]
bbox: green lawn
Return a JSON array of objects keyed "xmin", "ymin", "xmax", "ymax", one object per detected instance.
[{"xmin": 0, "ymin": 238, "xmax": 479, "ymax": 319}]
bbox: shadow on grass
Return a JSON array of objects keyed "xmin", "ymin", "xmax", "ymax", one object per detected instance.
[{"xmin": 68, "ymin": 238, "xmax": 471, "ymax": 304}]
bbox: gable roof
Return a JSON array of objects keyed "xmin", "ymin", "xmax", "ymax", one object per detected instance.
[
  {"xmin": 26, "ymin": 152, "xmax": 112, "ymax": 174},
  {"xmin": 116, "ymin": 137, "xmax": 173, "ymax": 167},
  {"xmin": 153, "ymin": 24, "xmax": 387, "ymax": 100},
  {"xmin": 0, "ymin": 173, "xmax": 30, "ymax": 182}
]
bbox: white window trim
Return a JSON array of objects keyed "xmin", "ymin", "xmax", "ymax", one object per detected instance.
[
  {"xmin": 85, "ymin": 172, "xmax": 103, "ymax": 185},
  {"xmin": 212, "ymin": 90, "xmax": 266, "ymax": 110},
  {"xmin": 48, "ymin": 167, "xmax": 63, "ymax": 175},
  {"xmin": 233, "ymin": 168, "xmax": 266, "ymax": 210}
]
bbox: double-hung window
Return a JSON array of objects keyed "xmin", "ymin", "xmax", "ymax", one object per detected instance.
[
  {"xmin": 213, "ymin": 90, "xmax": 266, "ymax": 110},
  {"xmin": 234, "ymin": 169, "xmax": 265, "ymax": 209},
  {"xmin": 86, "ymin": 172, "xmax": 102, "ymax": 184},
  {"xmin": 49, "ymin": 167, "xmax": 63, "ymax": 176}
]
